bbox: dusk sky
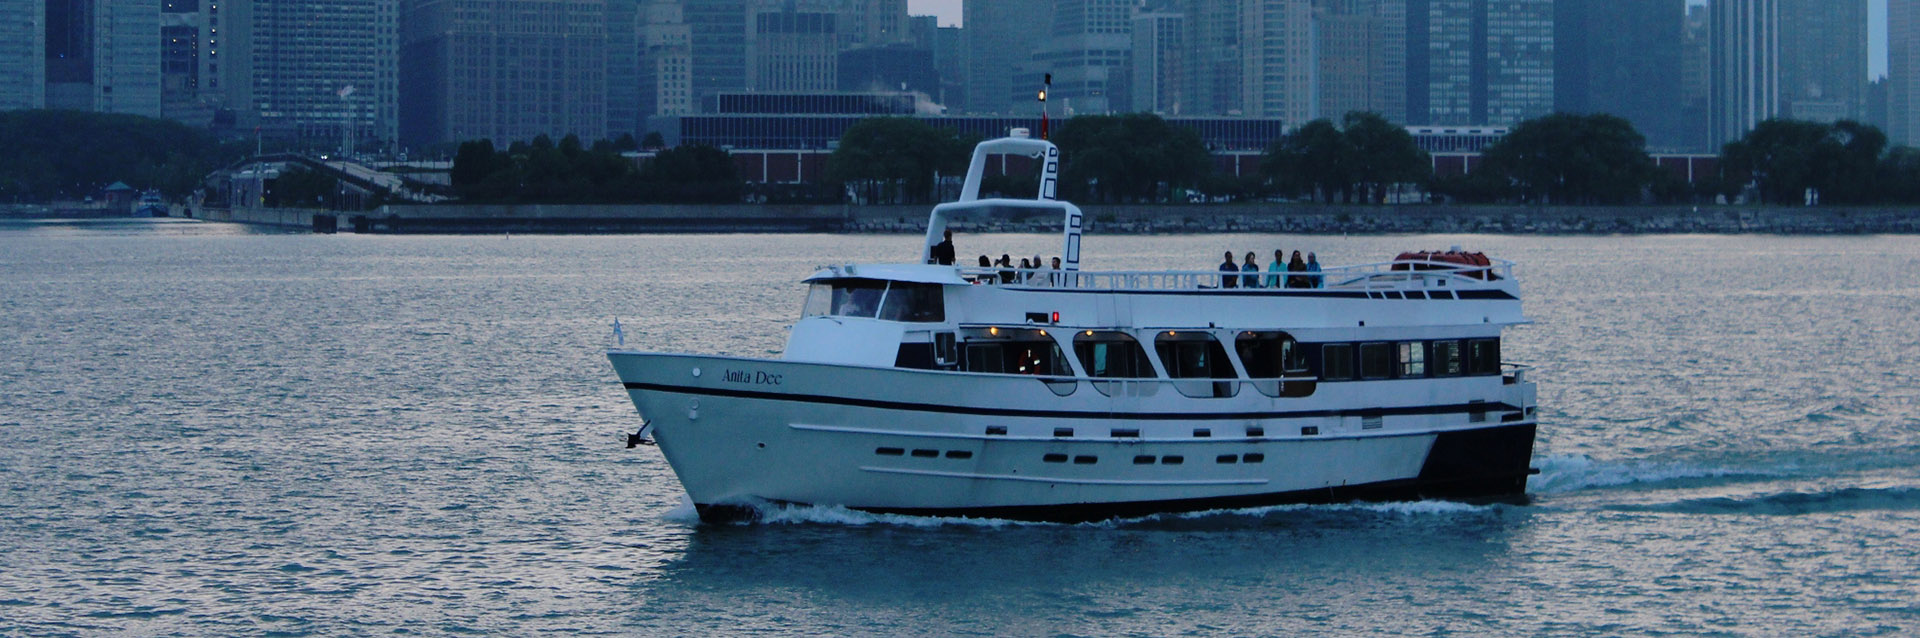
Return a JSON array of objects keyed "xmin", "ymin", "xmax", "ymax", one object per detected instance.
[{"xmin": 907, "ymin": 0, "xmax": 1890, "ymax": 79}]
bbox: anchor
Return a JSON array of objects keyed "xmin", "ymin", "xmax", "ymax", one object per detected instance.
[{"xmin": 626, "ymin": 420, "xmax": 656, "ymax": 448}]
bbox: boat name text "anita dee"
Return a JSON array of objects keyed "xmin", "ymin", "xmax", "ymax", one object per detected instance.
[{"xmin": 722, "ymin": 369, "xmax": 784, "ymax": 386}]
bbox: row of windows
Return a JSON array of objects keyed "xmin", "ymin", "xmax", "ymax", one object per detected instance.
[
  {"xmin": 874, "ymin": 447, "xmax": 1268, "ymax": 467},
  {"xmin": 1320, "ymin": 339, "xmax": 1500, "ymax": 381}
]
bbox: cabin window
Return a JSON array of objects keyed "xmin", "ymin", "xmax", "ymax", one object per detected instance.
[
  {"xmin": 1467, "ymin": 338, "xmax": 1501, "ymax": 375},
  {"xmin": 1073, "ymin": 331, "xmax": 1156, "ymax": 378},
  {"xmin": 1358, "ymin": 343, "xmax": 1394, "ymax": 379},
  {"xmin": 962, "ymin": 328, "xmax": 1070, "ymax": 376},
  {"xmin": 1154, "ymin": 332, "xmax": 1238, "ymax": 398},
  {"xmin": 879, "ymin": 282, "xmax": 946, "ymax": 322},
  {"xmin": 1236, "ymin": 331, "xmax": 1314, "ymax": 397},
  {"xmin": 1398, "ymin": 342, "xmax": 1426, "ymax": 378},
  {"xmin": 1433, "ymin": 340, "xmax": 1462, "ymax": 376},
  {"xmin": 1321, "ymin": 344, "xmax": 1355, "ymax": 380},
  {"xmin": 803, "ymin": 279, "xmax": 944, "ymax": 322}
]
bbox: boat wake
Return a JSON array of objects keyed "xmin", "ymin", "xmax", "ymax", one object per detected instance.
[
  {"xmin": 684, "ymin": 498, "xmax": 1501, "ymax": 530},
  {"xmin": 1527, "ymin": 453, "xmax": 1786, "ymax": 494},
  {"xmin": 1602, "ymin": 485, "xmax": 1920, "ymax": 516}
]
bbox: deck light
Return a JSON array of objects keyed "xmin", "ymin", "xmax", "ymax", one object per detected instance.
[
  {"xmin": 1051, "ymin": 311, "xmax": 1060, "ymax": 323},
  {"xmin": 989, "ymin": 327, "xmax": 999, "ymax": 336}
]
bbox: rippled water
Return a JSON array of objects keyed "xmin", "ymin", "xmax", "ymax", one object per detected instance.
[{"xmin": 3, "ymin": 220, "xmax": 1918, "ymax": 635}]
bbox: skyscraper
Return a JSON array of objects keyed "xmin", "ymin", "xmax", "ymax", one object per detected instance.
[
  {"xmin": 1555, "ymin": 0, "xmax": 1684, "ymax": 150},
  {"xmin": 1183, "ymin": 0, "xmax": 1241, "ymax": 115},
  {"xmin": 1893, "ymin": 0, "xmax": 1920, "ymax": 144},
  {"xmin": 1031, "ymin": 0, "xmax": 1134, "ymax": 115},
  {"xmin": 1778, "ymin": 0, "xmax": 1866, "ymax": 123},
  {"xmin": 1239, "ymin": 0, "xmax": 1313, "ymax": 122},
  {"xmin": 0, "ymin": 0, "xmax": 46, "ymax": 110},
  {"xmin": 399, "ymin": 0, "xmax": 607, "ymax": 147},
  {"xmin": 639, "ymin": 0, "xmax": 694, "ymax": 124},
  {"xmin": 1407, "ymin": 0, "xmax": 1552, "ymax": 126},
  {"xmin": 607, "ymin": 0, "xmax": 642, "ymax": 137},
  {"xmin": 39, "ymin": 0, "xmax": 160, "ymax": 116},
  {"xmin": 1709, "ymin": 0, "xmax": 1779, "ymax": 149},
  {"xmin": 685, "ymin": 0, "xmax": 749, "ymax": 104},
  {"xmin": 965, "ymin": 0, "xmax": 1052, "ymax": 114},
  {"xmin": 1316, "ymin": 0, "xmax": 1407, "ymax": 123},
  {"xmin": 745, "ymin": 1, "xmax": 862, "ymax": 92},
  {"xmin": 1132, "ymin": 9, "xmax": 1184, "ymax": 114},
  {"xmin": 210, "ymin": 0, "xmax": 396, "ymax": 147}
]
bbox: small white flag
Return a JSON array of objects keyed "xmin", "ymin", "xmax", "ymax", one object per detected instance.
[{"xmin": 612, "ymin": 317, "xmax": 625, "ymax": 347}]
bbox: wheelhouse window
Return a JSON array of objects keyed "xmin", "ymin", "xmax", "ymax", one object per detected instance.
[
  {"xmin": 1358, "ymin": 342, "xmax": 1394, "ymax": 379},
  {"xmin": 802, "ymin": 279, "xmax": 945, "ymax": 322},
  {"xmin": 1235, "ymin": 331, "xmax": 1314, "ymax": 398},
  {"xmin": 1467, "ymin": 338, "xmax": 1501, "ymax": 375},
  {"xmin": 1154, "ymin": 331, "xmax": 1238, "ymax": 398},
  {"xmin": 1321, "ymin": 344, "xmax": 1355, "ymax": 381},
  {"xmin": 1073, "ymin": 331, "xmax": 1156, "ymax": 378},
  {"xmin": 962, "ymin": 327, "xmax": 1070, "ymax": 376},
  {"xmin": 1398, "ymin": 342, "xmax": 1426, "ymax": 378},
  {"xmin": 1432, "ymin": 340, "xmax": 1462, "ymax": 376}
]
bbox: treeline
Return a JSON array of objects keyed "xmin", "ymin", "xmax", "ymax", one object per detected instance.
[
  {"xmin": 0, "ymin": 110, "xmax": 240, "ymax": 202},
  {"xmin": 449, "ymin": 133, "xmax": 741, "ymax": 204}
]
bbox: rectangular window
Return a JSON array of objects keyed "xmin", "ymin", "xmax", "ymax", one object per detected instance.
[
  {"xmin": 1398, "ymin": 342, "xmax": 1426, "ymax": 378},
  {"xmin": 1467, "ymin": 338, "xmax": 1501, "ymax": 375},
  {"xmin": 1321, "ymin": 344, "xmax": 1355, "ymax": 380},
  {"xmin": 1359, "ymin": 343, "xmax": 1393, "ymax": 379},
  {"xmin": 1433, "ymin": 340, "xmax": 1462, "ymax": 376}
]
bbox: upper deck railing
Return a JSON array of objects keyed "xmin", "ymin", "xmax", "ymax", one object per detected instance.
[{"xmin": 953, "ymin": 258, "xmax": 1516, "ymax": 293}]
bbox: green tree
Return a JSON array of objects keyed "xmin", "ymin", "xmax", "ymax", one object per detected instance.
[
  {"xmin": 643, "ymin": 144, "xmax": 743, "ymax": 203},
  {"xmin": 0, "ymin": 110, "xmax": 236, "ymax": 202},
  {"xmin": 1052, "ymin": 113, "xmax": 1211, "ymax": 203},
  {"xmin": 1476, "ymin": 112, "xmax": 1657, "ymax": 205},
  {"xmin": 1341, "ymin": 112, "xmax": 1431, "ymax": 203},
  {"xmin": 1720, "ymin": 119, "xmax": 1832, "ymax": 205},
  {"xmin": 827, "ymin": 117, "xmax": 969, "ymax": 204},
  {"xmin": 1260, "ymin": 112, "xmax": 1429, "ymax": 203}
]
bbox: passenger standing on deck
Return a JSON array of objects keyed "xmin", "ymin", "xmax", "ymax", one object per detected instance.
[
  {"xmin": 974, "ymin": 255, "xmax": 993, "ymax": 283},
  {"xmin": 1306, "ymin": 252, "xmax": 1323, "ymax": 288},
  {"xmin": 930, "ymin": 230, "xmax": 956, "ymax": 265},
  {"xmin": 1219, "ymin": 251, "xmax": 1239, "ymax": 288},
  {"xmin": 1241, "ymin": 252, "xmax": 1261, "ymax": 288},
  {"xmin": 1049, "ymin": 256, "xmax": 1064, "ymax": 286},
  {"xmin": 1287, "ymin": 251, "xmax": 1308, "ymax": 288},
  {"xmin": 1267, "ymin": 249, "xmax": 1286, "ymax": 288},
  {"xmin": 998, "ymin": 254, "xmax": 1015, "ymax": 283}
]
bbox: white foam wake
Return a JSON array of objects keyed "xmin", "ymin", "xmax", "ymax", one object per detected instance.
[{"xmin": 1527, "ymin": 453, "xmax": 1779, "ymax": 494}]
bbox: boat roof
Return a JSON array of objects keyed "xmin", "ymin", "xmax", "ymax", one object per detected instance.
[{"xmin": 804, "ymin": 264, "xmax": 971, "ymax": 285}]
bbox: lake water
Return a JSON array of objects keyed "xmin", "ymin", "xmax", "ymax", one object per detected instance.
[{"xmin": 3, "ymin": 220, "xmax": 1918, "ymax": 636}]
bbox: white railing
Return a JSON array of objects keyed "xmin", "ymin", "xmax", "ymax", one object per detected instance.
[{"xmin": 955, "ymin": 258, "xmax": 1515, "ymax": 293}]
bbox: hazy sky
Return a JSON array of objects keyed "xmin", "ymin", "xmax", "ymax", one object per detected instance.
[{"xmin": 907, "ymin": 0, "xmax": 1889, "ymax": 79}]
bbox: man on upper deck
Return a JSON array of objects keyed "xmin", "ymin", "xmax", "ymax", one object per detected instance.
[
  {"xmin": 1219, "ymin": 251, "xmax": 1239, "ymax": 289},
  {"xmin": 930, "ymin": 230, "xmax": 956, "ymax": 265}
]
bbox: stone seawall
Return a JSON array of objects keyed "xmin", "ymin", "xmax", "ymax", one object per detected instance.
[{"xmin": 198, "ymin": 203, "xmax": 1920, "ymax": 235}]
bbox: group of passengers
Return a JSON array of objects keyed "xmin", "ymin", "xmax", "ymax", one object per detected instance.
[
  {"xmin": 979, "ymin": 253, "xmax": 1064, "ymax": 285},
  {"xmin": 1220, "ymin": 249, "xmax": 1322, "ymax": 289}
]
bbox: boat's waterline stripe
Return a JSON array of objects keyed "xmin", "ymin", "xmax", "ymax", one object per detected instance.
[
  {"xmin": 621, "ymin": 381, "xmax": 1519, "ymax": 421},
  {"xmin": 858, "ymin": 466, "xmax": 1270, "ymax": 486}
]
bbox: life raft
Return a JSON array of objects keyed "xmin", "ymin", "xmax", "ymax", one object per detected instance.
[{"xmin": 1391, "ymin": 250, "xmax": 1494, "ymax": 279}]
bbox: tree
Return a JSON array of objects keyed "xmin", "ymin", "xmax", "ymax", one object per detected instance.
[
  {"xmin": 1052, "ymin": 113, "xmax": 1211, "ymax": 203},
  {"xmin": 1260, "ymin": 111, "xmax": 1428, "ymax": 203},
  {"xmin": 642, "ymin": 144, "xmax": 743, "ymax": 203},
  {"xmin": 1476, "ymin": 113, "xmax": 1656, "ymax": 205},
  {"xmin": 1720, "ymin": 119, "xmax": 1831, "ymax": 205},
  {"xmin": 0, "ymin": 110, "xmax": 236, "ymax": 202},
  {"xmin": 827, "ymin": 117, "xmax": 970, "ymax": 204}
]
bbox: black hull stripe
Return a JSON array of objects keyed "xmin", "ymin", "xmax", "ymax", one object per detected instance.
[
  {"xmin": 996, "ymin": 287, "xmax": 1517, "ymax": 301},
  {"xmin": 622, "ymin": 381, "xmax": 1519, "ymax": 421}
]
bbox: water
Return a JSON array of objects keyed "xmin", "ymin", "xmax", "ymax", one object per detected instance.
[{"xmin": 3, "ymin": 221, "xmax": 1918, "ymax": 635}]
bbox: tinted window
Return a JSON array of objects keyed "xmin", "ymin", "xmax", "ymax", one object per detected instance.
[
  {"xmin": 1467, "ymin": 338, "xmax": 1501, "ymax": 375},
  {"xmin": 1321, "ymin": 344, "xmax": 1354, "ymax": 380},
  {"xmin": 963, "ymin": 328, "xmax": 1070, "ymax": 376},
  {"xmin": 1073, "ymin": 331, "xmax": 1157, "ymax": 378},
  {"xmin": 1359, "ymin": 343, "xmax": 1393, "ymax": 379},
  {"xmin": 1433, "ymin": 340, "xmax": 1462, "ymax": 376},
  {"xmin": 879, "ymin": 282, "xmax": 946, "ymax": 322},
  {"xmin": 1398, "ymin": 342, "xmax": 1426, "ymax": 378}
]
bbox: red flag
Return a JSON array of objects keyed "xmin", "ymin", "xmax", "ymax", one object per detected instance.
[{"xmin": 1040, "ymin": 111, "xmax": 1049, "ymax": 140}]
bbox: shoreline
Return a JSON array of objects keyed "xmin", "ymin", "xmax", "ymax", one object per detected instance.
[{"xmin": 35, "ymin": 202, "xmax": 1920, "ymax": 235}]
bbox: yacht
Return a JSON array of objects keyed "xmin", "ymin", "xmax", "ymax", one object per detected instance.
[{"xmin": 608, "ymin": 132, "xmax": 1539, "ymax": 523}]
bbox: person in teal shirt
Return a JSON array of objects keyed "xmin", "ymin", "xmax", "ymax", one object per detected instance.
[
  {"xmin": 1266, "ymin": 249, "xmax": 1286, "ymax": 288},
  {"xmin": 1306, "ymin": 252, "xmax": 1323, "ymax": 288}
]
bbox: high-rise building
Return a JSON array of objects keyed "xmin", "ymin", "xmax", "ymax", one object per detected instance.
[
  {"xmin": 1131, "ymin": 9, "xmax": 1184, "ymax": 114},
  {"xmin": 1030, "ymin": 0, "xmax": 1134, "ymax": 115},
  {"xmin": 1316, "ymin": 0, "xmax": 1407, "ymax": 123},
  {"xmin": 39, "ymin": 0, "xmax": 160, "ymax": 116},
  {"xmin": 1239, "ymin": 0, "xmax": 1313, "ymax": 122},
  {"xmin": 1778, "ymin": 0, "xmax": 1866, "ymax": 123},
  {"xmin": 1182, "ymin": 0, "xmax": 1241, "ymax": 115},
  {"xmin": 685, "ymin": 0, "xmax": 749, "ymax": 104},
  {"xmin": 209, "ymin": 0, "xmax": 395, "ymax": 148},
  {"xmin": 160, "ymin": 0, "xmax": 208, "ymax": 125},
  {"xmin": 1682, "ymin": 3, "xmax": 1711, "ymax": 150},
  {"xmin": 1894, "ymin": 0, "xmax": 1920, "ymax": 144},
  {"xmin": 1406, "ymin": 0, "xmax": 1552, "ymax": 126},
  {"xmin": 45, "ymin": 0, "xmax": 93, "ymax": 109},
  {"xmin": 909, "ymin": 15, "xmax": 966, "ymax": 109},
  {"xmin": 0, "ymin": 0, "xmax": 46, "ymax": 110},
  {"xmin": 965, "ymin": 0, "xmax": 1052, "ymax": 114},
  {"xmin": 745, "ymin": 1, "xmax": 861, "ymax": 92},
  {"xmin": 399, "ymin": 0, "xmax": 607, "ymax": 147},
  {"xmin": 1555, "ymin": 0, "xmax": 1684, "ymax": 150},
  {"xmin": 1709, "ymin": 0, "xmax": 1779, "ymax": 149},
  {"xmin": 608, "ymin": 0, "xmax": 642, "ymax": 138},
  {"xmin": 640, "ymin": 0, "xmax": 694, "ymax": 125}
]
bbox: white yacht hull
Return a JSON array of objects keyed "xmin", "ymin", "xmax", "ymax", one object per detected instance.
[{"xmin": 610, "ymin": 350, "xmax": 1537, "ymax": 522}]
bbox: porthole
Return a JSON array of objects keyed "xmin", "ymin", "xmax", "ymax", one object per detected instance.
[
  {"xmin": 876, "ymin": 447, "xmax": 904, "ymax": 456},
  {"xmin": 1243, "ymin": 453, "xmax": 1265, "ymax": 463},
  {"xmin": 910, "ymin": 449, "xmax": 938, "ymax": 458},
  {"xmin": 1072, "ymin": 455, "xmax": 1097, "ymax": 465},
  {"xmin": 1132, "ymin": 455, "xmax": 1155, "ymax": 465},
  {"xmin": 1043, "ymin": 453, "xmax": 1068, "ymax": 463},
  {"xmin": 985, "ymin": 425, "xmax": 1008, "ymax": 435},
  {"xmin": 1216, "ymin": 454, "xmax": 1238, "ymax": 464},
  {"xmin": 1110, "ymin": 428, "xmax": 1141, "ymax": 438},
  {"xmin": 1193, "ymin": 428, "xmax": 1212, "ymax": 438},
  {"xmin": 1053, "ymin": 427, "xmax": 1075, "ymax": 437},
  {"xmin": 1162, "ymin": 455, "xmax": 1184, "ymax": 465},
  {"xmin": 945, "ymin": 450, "xmax": 973, "ymax": 460}
]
